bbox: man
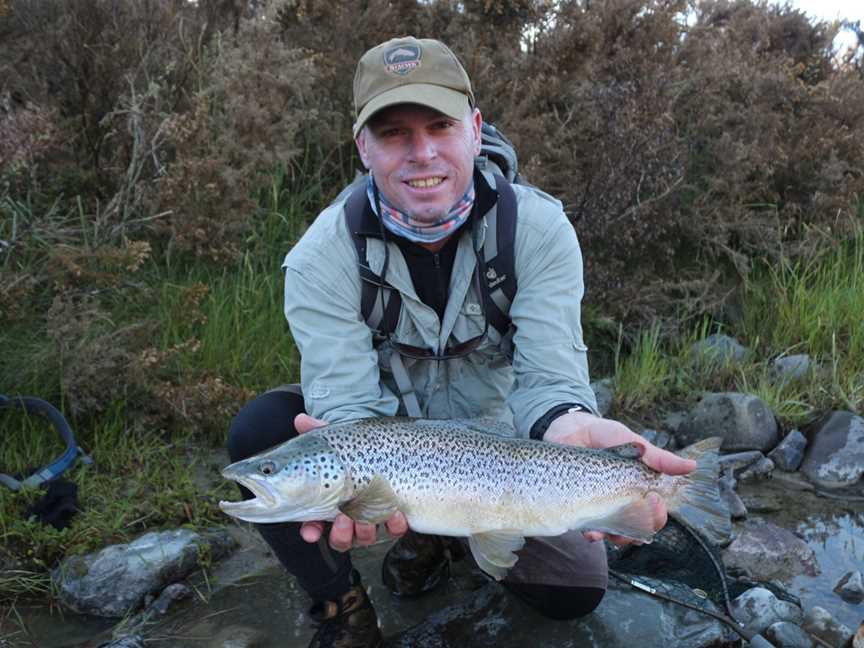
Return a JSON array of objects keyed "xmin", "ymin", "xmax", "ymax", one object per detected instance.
[{"xmin": 227, "ymin": 36, "xmax": 695, "ymax": 648}]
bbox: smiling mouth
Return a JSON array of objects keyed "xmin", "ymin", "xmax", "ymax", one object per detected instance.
[{"xmin": 406, "ymin": 176, "xmax": 445, "ymax": 189}]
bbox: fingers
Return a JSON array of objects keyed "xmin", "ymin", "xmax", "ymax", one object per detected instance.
[
  {"xmin": 300, "ymin": 521, "xmax": 324, "ymax": 543},
  {"xmin": 385, "ymin": 511, "xmax": 409, "ymax": 537},
  {"xmin": 295, "ymin": 413, "xmax": 327, "ymax": 435},
  {"xmin": 642, "ymin": 445, "xmax": 697, "ymax": 476},
  {"xmin": 328, "ymin": 514, "xmax": 356, "ymax": 552}
]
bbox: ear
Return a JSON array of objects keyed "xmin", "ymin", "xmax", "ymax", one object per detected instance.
[
  {"xmin": 355, "ymin": 129, "xmax": 371, "ymax": 170},
  {"xmin": 470, "ymin": 108, "xmax": 483, "ymax": 157}
]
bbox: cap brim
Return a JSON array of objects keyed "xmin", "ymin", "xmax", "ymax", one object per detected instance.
[{"xmin": 353, "ymin": 84, "xmax": 471, "ymax": 138}]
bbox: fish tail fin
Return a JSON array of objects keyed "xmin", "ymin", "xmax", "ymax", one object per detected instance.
[{"xmin": 665, "ymin": 437, "xmax": 731, "ymax": 540}]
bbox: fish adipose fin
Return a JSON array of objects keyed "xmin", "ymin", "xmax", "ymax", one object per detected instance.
[
  {"xmin": 666, "ymin": 437, "xmax": 731, "ymax": 541},
  {"xmin": 468, "ymin": 531, "xmax": 526, "ymax": 581},
  {"xmin": 339, "ymin": 474, "xmax": 399, "ymax": 524}
]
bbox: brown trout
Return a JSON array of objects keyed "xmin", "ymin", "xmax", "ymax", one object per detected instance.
[{"xmin": 219, "ymin": 417, "xmax": 728, "ymax": 579}]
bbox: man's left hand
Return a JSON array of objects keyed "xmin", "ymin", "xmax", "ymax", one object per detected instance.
[{"xmin": 543, "ymin": 411, "xmax": 697, "ymax": 546}]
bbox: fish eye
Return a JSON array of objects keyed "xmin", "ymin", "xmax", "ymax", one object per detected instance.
[{"xmin": 258, "ymin": 460, "xmax": 278, "ymax": 475}]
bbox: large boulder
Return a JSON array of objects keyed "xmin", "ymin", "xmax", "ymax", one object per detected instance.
[
  {"xmin": 800, "ymin": 411, "xmax": 864, "ymax": 489},
  {"xmin": 690, "ymin": 334, "xmax": 748, "ymax": 365},
  {"xmin": 722, "ymin": 520, "xmax": 819, "ymax": 581},
  {"xmin": 730, "ymin": 587, "xmax": 803, "ymax": 635},
  {"xmin": 678, "ymin": 393, "xmax": 779, "ymax": 452},
  {"xmin": 52, "ymin": 529, "xmax": 235, "ymax": 617}
]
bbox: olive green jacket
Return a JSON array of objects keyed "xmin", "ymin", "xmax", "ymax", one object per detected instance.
[{"xmin": 281, "ymin": 174, "xmax": 598, "ymax": 438}]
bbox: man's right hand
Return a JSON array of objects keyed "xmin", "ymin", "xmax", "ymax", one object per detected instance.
[{"xmin": 294, "ymin": 413, "xmax": 409, "ymax": 552}]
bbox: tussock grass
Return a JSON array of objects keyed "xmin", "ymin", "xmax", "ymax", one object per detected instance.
[{"xmin": 607, "ymin": 226, "xmax": 864, "ymax": 426}]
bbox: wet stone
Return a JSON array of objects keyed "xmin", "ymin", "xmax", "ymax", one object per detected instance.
[
  {"xmin": 719, "ymin": 451, "xmax": 765, "ymax": 474},
  {"xmin": 764, "ymin": 621, "xmax": 815, "ymax": 648},
  {"xmin": 722, "ymin": 520, "xmax": 819, "ymax": 581},
  {"xmin": 800, "ymin": 411, "xmax": 864, "ymax": 489},
  {"xmin": 738, "ymin": 457, "xmax": 775, "ymax": 482},
  {"xmin": 803, "ymin": 606, "xmax": 854, "ymax": 648},
  {"xmin": 210, "ymin": 625, "xmax": 267, "ymax": 648},
  {"xmin": 730, "ymin": 587, "xmax": 804, "ymax": 635},
  {"xmin": 719, "ymin": 475, "xmax": 748, "ymax": 520},
  {"xmin": 739, "ymin": 493, "xmax": 782, "ymax": 514},
  {"xmin": 834, "ymin": 570, "xmax": 864, "ymax": 604},
  {"xmin": 768, "ymin": 429, "xmax": 808, "ymax": 473}
]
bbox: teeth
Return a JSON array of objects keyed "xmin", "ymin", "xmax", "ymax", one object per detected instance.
[{"xmin": 408, "ymin": 177, "xmax": 444, "ymax": 188}]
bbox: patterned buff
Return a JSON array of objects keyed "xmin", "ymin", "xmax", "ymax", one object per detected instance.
[{"xmin": 367, "ymin": 176, "xmax": 475, "ymax": 244}]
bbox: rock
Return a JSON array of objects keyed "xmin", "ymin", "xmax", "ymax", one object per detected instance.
[
  {"xmin": 800, "ymin": 411, "xmax": 864, "ymax": 489},
  {"xmin": 834, "ymin": 570, "xmax": 864, "ymax": 604},
  {"xmin": 803, "ymin": 606, "xmax": 853, "ymax": 648},
  {"xmin": 764, "ymin": 621, "xmax": 815, "ymax": 648},
  {"xmin": 730, "ymin": 587, "xmax": 804, "ymax": 635},
  {"xmin": 738, "ymin": 457, "xmax": 775, "ymax": 481},
  {"xmin": 389, "ymin": 580, "xmax": 730, "ymax": 648},
  {"xmin": 211, "ymin": 625, "xmax": 267, "ymax": 648},
  {"xmin": 719, "ymin": 451, "xmax": 765, "ymax": 474},
  {"xmin": 639, "ymin": 428, "xmax": 671, "ymax": 450},
  {"xmin": 719, "ymin": 475, "xmax": 748, "ymax": 520},
  {"xmin": 739, "ymin": 493, "xmax": 782, "ymax": 514},
  {"xmin": 768, "ymin": 429, "xmax": 808, "ymax": 472},
  {"xmin": 97, "ymin": 638, "xmax": 145, "ymax": 648},
  {"xmin": 52, "ymin": 528, "xmax": 236, "ymax": 617},
  {"xmin": 690, "ymin": 334, "xmax": 748, "ymax": 365},
  {"xmin": 678, "ymin": 393, "xmax": 779, "ymax": 452},
  {"xmin": 771, "ymin": 354, "xmax": 812, "ymax": 382},
  {"xmin": 591, "ymin": 379, "xmax": 614, "ymax": 417},
  {"xmin": 722, "ymin": 520, "xmax": 819, "ymax": 581},
  {"xmin": 854, "ymin": 622, "xmax": 864, "ymax": 648},
  {"xmin": 146, "ymin": 582, "xmax": 192, "ymax": 616},
  {"xmin": 660, "ymin": 410, "xmax": 687, "ymax": 436}
]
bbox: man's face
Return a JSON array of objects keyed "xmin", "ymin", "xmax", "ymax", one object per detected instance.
[{"xmin": 355, "ymin": 104, "xmax": 482, "ymax": 223}]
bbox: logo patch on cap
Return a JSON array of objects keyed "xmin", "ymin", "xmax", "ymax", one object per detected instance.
[{"xmin": 384, "ymin": 44, "xmax": 421, "ymax": 76}]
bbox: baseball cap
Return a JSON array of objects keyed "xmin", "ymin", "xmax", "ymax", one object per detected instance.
[{"xmin": 352, "ymin": 36, "xmax": 475, "ymax": 138}]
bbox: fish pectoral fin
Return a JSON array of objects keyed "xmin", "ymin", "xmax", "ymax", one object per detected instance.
[
  {"xmin": 468, "ymin": 531, "xmax": 526, "ymax": 581},
  {"xmin": 339, "ymin": 474, "xmax": 399, "ymax": 524},
  {"xmin": 586, "ymin": 496, "xmax": 657, "ymax": 543}
]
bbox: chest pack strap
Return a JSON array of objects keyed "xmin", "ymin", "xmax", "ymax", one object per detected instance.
[
  {"xmin": 345, "ymin": 174, "xmax": 518, "ymax": 340},
  {"xmin": 346, "ymin": 185, "xmax": 402, "ymax": 338}
]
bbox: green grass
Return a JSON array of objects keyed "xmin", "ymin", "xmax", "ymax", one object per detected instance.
[{"xmin": 604, "ymin": 228, "xmax": 864, "ymax": 425}]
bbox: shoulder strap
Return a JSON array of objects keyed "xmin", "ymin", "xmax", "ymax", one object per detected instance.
[
  {"xmin": 482, "ymin": 174, "xmax": 518, "ymax": 338},
  {"xmin": 345, "ymin": 184, "xmax": 401, "ymax": 337}
]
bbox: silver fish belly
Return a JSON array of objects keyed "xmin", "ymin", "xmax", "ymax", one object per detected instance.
[{"xmin": 219, "ymin": 417, "xmax": 727, "ymax": 580}]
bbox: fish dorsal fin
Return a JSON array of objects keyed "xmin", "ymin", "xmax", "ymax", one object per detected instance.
[
  {"xmin": 468, "ymin": 531, "xmax": 526, "ymax": 581},
  {"xmin": 339, "ymin": 474, "xmax": 399, "ymax": 524},
  {"xmin": 605, "ymin": 443, "xmax": 644, "ymax": 460}
]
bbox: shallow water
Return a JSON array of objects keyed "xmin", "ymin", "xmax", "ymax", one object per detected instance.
[
  {"xmin": 4, "ymin": 479, "xmax": 863, "ymax": 647},
  {"xmin": 737, "ymin": 476, "xmax": 864, "ymax": 631}
]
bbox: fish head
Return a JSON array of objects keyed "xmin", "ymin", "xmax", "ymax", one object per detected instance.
[{"xmin": 219, "ymin": 433, "xmax": 349, "ymax": 524}]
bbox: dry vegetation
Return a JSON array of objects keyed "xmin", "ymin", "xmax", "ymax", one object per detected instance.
[{"xmin": 0, "ymin": 0, "xmax": 863, "ymax": 601}]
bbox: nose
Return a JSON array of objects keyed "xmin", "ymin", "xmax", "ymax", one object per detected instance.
[{"xmin": 408, "ymin": 131, "xmax": 436, "ymax": 164}]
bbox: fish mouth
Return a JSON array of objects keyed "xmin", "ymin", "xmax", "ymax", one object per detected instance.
[{"xmin": 219, "ymin": 472, "xmax": 278, "ymax": 517}]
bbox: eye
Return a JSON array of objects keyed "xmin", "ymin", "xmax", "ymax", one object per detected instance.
[{"xmin": 258, "ymin": 460, "xmax": 278, "ymax": 475}]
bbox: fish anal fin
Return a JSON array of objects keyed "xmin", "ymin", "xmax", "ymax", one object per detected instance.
[
  {"xmin": 585, "ymin": 497, "xmax": 657, "ymax": 543},
  {"xmin": 339, "ymin": 474, "xmax": 398, "ymax": 524},
  {"xmin": 468, "ymin": 531, "xmax": 526, "ymax": 581}
]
